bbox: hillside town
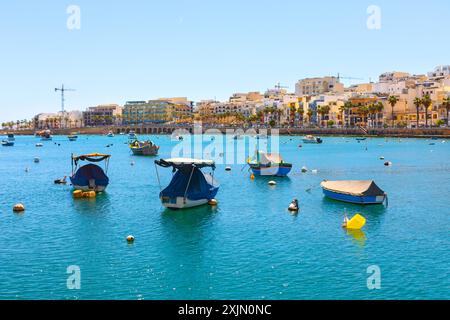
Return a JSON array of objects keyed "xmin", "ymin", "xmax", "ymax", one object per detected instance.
[{"xmin": 2, "ymin": 65, "xmax": 450, "ymax": 132}]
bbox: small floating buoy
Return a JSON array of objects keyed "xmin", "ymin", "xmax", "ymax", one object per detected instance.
[
  {"xmin": 288, "ymin": 199, "xmax": 299, "ymax": 212},
  {"xmin": 384, "ymin": 161, "xmax": 392, "ymax": 166},
  {"xmin": 301, "ymin": 166, "xmax": 308, "ymax": 173},
  {"xmin": 380, "ymin": 156, "xmax": 385, "ymax": 160},
  {"xmin": 250, "ymin": 173, "xmax": 255, "ymax": 180},
  {"xmin": 342, "ymin": 214, "xmax": 366, "ymax": 230},
  {"xmin": 25, "ymin": 168, "xmax": 29, "ymax": 172},
  {"xmin": 13, "ymin": 203, "xmax": 25, "ymax": 212},
  {"xmin": 268, "ymin": 180, "xmax": 276, "ymax": 186},
  {"xmin": 35, "ymin": 143, "xmax": 43, "ymax": 147},
  {"xmin": 126, "ymin": 235, "xmax": 135, "ymax": 243},
  {"xmin": 34, "ymin": 157, "xmax": 40, "ymax": 163},
  {"xmin": 82, "ymin": 191, "xmax": 96, "ymax": 198},
  {"xmin": 208, "ymin": 199, "xmax": 218, "ymax": 206},
  {"xmin": 225, "ymin": 166, "xmax": 231, "ymax": 171},
  {"xmin": 311, "ymin": 169, "xmax": 318, "ymax": 174},
  {"xmin": 130, "ymin": 161, "xmax": 135, "ymax": 166}
]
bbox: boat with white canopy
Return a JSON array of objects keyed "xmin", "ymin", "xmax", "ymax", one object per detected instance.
[{"xmin": 320, "ymin": 180, "xmax": 387, "ymax": 205}]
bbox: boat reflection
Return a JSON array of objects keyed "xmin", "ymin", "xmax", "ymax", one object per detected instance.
[{"xmin": 345, "ymin": 229, "xmax": 366, "ymax": 247}]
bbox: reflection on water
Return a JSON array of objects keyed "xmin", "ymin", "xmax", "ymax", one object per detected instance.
[
  {"xmin": 72, "ymin": 192, "xmax": 112, "ymax": 216},
  {"xmin": 345, "ymin": 229, "xmax": 366, "ymax": 247}
]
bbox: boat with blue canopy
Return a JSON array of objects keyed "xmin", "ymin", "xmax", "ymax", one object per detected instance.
[
  {"xmin": 154, "ymin": 158, "xmax": 219, "ymax": 209},
  {"xmin": 248, "ymin": 151, "xmax": 292, "ymax": 177},
  {"xmin": 320, "ymin": 180, "xmax": 387, "ymax": 205},
  {"xmin": 70, "ymin": 153, "xmax": 111, "ymax": 192}
]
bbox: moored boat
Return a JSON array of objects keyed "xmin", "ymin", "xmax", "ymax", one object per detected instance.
[
  {"xmin": 130, "ymin": 140, "xmax": 159, "ymax": 156},
  {"xmin": 248, "ymin": 151, "xmax": 292, "ymax": 177},
  {"xmin": 302, "ymin": 135, "xmax": 323, "ymax": 144},
  {"xmin": 154, "ymin": 158, "xmax": 219, "ymax": 209},
  {"xmin": 70, "ymin": 153, "xmax": 111, "ymax": 192},
  {"xmin": 320, "ymin": 180, "xmax": 387, "ymax": 205},
  {"xmin": 39, "ymin": 130, "xmax": 53, "ymax": 141},
  {"xmin": 2, "ymin": 140, "xmax": 14, "ymax": 146},
  {"xmin": 107, "ymin": 131, "xmax": 114, "ymax": 137},
  {"xmin": 7, "ymin": 133, "xmax": 15, "ymax": 141},
  {"xmin": 68, "ymin": 134, "xmax": 78, "ymax": 141}
]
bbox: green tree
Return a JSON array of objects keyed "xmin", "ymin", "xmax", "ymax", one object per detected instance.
[
  {"xmin": 388, "ymin": 96, "xmax": 399, "ymax": 127},
  {"xmin": 413, "ymin": 97, "xmax": 422, "ymax": 128},
  {"xmin": 421, "ymin": 94, "xmax": 432, "ymax": 128}
]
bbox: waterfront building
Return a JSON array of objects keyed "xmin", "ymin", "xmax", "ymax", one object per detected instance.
[
  {"xmin": 427, "ymin": 65, "xmax": 450, "ymax": 80},
  {"xmin": 33, "ymin": 111, "xmax": 83, "ymax": 129},
  {"xmin": 295, "ymin": 76, "xmax": 344, "ymax": 96},
  {"xmin": 83, "ymin": 104, "xmax": 123, "ymax": 126},
  {"xmin": 122, "ymin": 100, "xmax": 172, "ymax": 125}
]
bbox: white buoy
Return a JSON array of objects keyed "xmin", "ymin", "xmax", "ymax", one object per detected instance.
[
  {"xmin": 311, "ymin": 169, "xmax": 318, "ymax": 174},
  {"xmin": 225, "ymin": 166, "xmax": 231, "ymax": 171},
  {"xmin": 268, "ymin": 181, "xmax": 276, "ymax": 186},
  {"xmin": 380, "ymin": 156, "xmax": 385, "ymax": 160},
  {"xmin": 126, "ymin": 235, "xmax": 135, "ymax": 243}
]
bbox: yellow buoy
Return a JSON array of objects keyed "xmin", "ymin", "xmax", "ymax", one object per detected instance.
[
  {"xmin": 250, "ymin": 173, "xmax": 255, "ymax": 180},
  {"xmin": 126, "ymin": 235, "xmax": 135, "ymax": 243},
  {"xmin": 208, "ymin": 199, "xmax": 218, "ymax": 206},
  {"xmin": 13, "ymin": 203, "xmax": 25, "ymax": 212},
  {"xmin": 343, "ymin": 214, "xmax": 366, "ymax": 230},
  {"xmin": 73, "ymin": 190, "xmax": 83, "ymax": 198}
]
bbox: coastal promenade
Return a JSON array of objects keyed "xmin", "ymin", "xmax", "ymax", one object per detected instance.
[{"xmin": 2, "ymin": 125, "xmax": 450, "ymax": 138}]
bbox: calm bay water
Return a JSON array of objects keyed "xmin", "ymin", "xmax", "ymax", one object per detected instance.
[{"xmin": 0, "ymin": 134, "xmax": 449, "ymax": 300}]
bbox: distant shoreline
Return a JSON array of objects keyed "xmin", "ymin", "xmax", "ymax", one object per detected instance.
[{"xmin": 2, "ymin": 126, "xmax": 450, "ymax": 138}]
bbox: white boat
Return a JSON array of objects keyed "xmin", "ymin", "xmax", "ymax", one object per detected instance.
[
  {"xmin": 107, "ymin": 131, "xmax": 114, "ymax": 137},
  {"xmin": 302, "ymin": 135, "xmax": 323, "ymax": 144},
  {"xmin": 154, "ymin": 158, "xmax": 219, "ymax": 209}
]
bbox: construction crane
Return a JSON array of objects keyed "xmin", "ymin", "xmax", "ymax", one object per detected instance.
[
  {"xmin": 336, "ymin": 73, "xmax": 364, "ymax": 82},
  {"xmin": 274, "ymin": 82, "xmax": 289, "ymax": 91},
  {"xmin": 55, "ymin": 84, "xmax": 76, "ymax": 113}
]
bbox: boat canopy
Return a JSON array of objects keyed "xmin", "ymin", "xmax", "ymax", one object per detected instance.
[
  {"xmin": 155, "ymin": 158, "xmax": 216, "ymax": 170},
  {"xmin": 251, "ymin": 151, "xmax": 285, "ymax": 164},
  {"xmin": 72, "ymin": 153, "xmax": 111, "ymax": 169},
  {"xmin": 71, "ymin": 164, "xmax": 109, "ymax": 187},
  {"xmin": 160, "ymin": 167, "xmax": 219, "ymax": 201},
  {"xmin": 321, "ymin": 180, "xmax": 385, "ymax": 197}
]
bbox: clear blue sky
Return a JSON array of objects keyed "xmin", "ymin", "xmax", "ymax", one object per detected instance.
[{"xmin": 0, "ymin": 0, "xmax": 449, "ymax": 122}]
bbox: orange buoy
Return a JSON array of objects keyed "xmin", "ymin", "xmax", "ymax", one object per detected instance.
[
  {"xmin": 126, "ymin": 235, "xmax": 135, "ymax": 243},
  {"xmin": 73, "ymin": 190, "xmax": 83, "ymax": 199}
]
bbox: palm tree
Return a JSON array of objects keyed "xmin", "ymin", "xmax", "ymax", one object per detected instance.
[
  {"xmin": 388, "ymin": 96, "xmax": 399, "ymax": 127},
  {"xmin": 317, "ymin": 105, "xmax": 331, "ymax": 127},
  {"xmin": 306, "ymin": 109, "xmax": 313, "ymax": 125},
  {"xmin": 413, "ymin": 97, "xmax": 422, "ymax": 129},
  {"xmin": 342, "ymin": 101, "xmax": 353, "ymax": 128},
  {"xmin": 421, "ymin": 94, "xmax": 432, "ymax": 128},
  {"xmin": 441, "ymin": 96, "xmax": 450, "ymax": 127}
]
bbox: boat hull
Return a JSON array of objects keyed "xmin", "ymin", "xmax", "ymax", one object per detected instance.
[
  {"xmin": 302, "ymin": 139, "xmax": 322, "ymax": 144},
  {"xmin": 71, "ymin": 184, "xmax": 107, "ymax": 192},
  {"xmin": 250, "ymin": 164, "xmax": 292, "ymax": 177},
  {"xmin": 2, "ymin": 141, "xmax": 14, "ymax": 147},
  {"xmin": 322, "ymin": 189, "xmax": 385, "ymax": 204},
  {"xmin": 130, "ymin": 146, "xmax": 159, "ymax": 156},
  {"xmin": 161, "ymin": 196, "xmax": 209, "ymax": 209}
]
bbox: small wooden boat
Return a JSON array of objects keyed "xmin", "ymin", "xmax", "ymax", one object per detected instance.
[
  {"xmin": 302, "ymin": 135, "xmax": 323, "ymax": 144},
  {"xmin": 321, "ymin": 180, "xmax": 387, "ymax": 205},
  {"xmin": 68, "ymin": 134, "xmax": 78, "ymax": 141},
  {"xmin": 129, "ymin": 140, "xmax": 159, "ymax": 156},
  {"xmin": 70, "ymin": 153, "xmax": 111, "ymax": 192},
  {"xmin": 248, "ymin": 151, "xmax": 292, "ymax": 177},
  {"xmin": 2, "ymin": 140, "xmax": 14, "ymax": 146},
  {"xmin": 154, "ymin": 158, "xmax": 219, "ymax": 209},
  {"xmin": 40, "ymin": 130, "xmax": 52, "ymax": 141}
]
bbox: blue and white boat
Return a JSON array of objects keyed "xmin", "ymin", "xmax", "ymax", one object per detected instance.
[
  {"xmin": 2, "ymin": 140, "xmax": 14, "ymax": 146},
  {"xmin": 321, "ymin": 180, "xmax": 387, "ymax": 205},
  {"xmin": 248, "ymin": 151, "xmax": 292, "ymax": 177},
  {"xmin": 7, "ymin": 133, "xmax": 15, "ymax": 141},
  {"xmin": 70, "ymin": 153, "xmax": 111, "ymax": 192},
  {"xmin": 155, "ymin": 158, "xmax": 219, "ymax": 209}
]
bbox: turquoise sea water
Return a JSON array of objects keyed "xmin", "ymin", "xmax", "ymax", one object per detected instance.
[{"xmin": 0, "ymin": 134, "xmax": 449, "ymax": 300}]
